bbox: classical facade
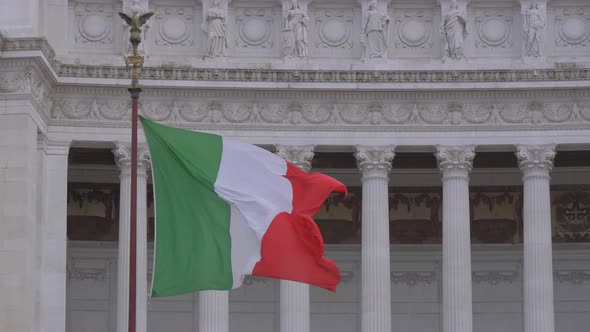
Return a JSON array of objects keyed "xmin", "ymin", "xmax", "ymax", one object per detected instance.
[{"xmin": 1, "ymin": 0, "xmax": 590, "ymax": 332}]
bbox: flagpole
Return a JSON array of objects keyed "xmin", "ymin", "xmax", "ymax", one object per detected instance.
[{"xmin": 119, "ymin": 9, "xmax": 153, "ymax": 332}]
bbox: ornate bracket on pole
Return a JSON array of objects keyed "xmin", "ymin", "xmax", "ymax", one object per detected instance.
[{"xmin": 119, "ymin": 8, "xmax": 153, "ymax": 332}]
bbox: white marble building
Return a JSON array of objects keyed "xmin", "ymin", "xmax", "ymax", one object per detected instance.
[{"xmin": 1, "ymin": 0, "xmax": 590, "ymax": 332}]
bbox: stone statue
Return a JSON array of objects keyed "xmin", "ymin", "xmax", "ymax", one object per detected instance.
[
  {"xmin": 522, "ymin": 2, "xmax": 545, "ymax": 58},
  {"xmin": 205, "ymin": 0, "xmax": 227, "ymax": 58},
  {"xmin": 283, "ymin": 0, "xmax": 309, "ymax": 58},
  {"xmin": 361, "ymin": 0, "xmax": 390, "ymax": 61},
  {"xmin": 441, "ymin": 0, "xmax": 468, "ymax": 61}
]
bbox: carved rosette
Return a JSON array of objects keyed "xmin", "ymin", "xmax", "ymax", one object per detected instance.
[
  {"xmin": 516, "ymin": 144, "xmax": 556, "ymax": 176},
  {"xmin": 355, "ymin": 145, "xmax": 396, "ymax": 178},
  {"xmin": 435, "ymin": 145, "xmax": 475, "ymax": 177},
  {"xmin": 275, "ymin": 145, "xmax": 315, "ymax": 172},
  {"xmin": 113, "ymin": 143, "xmax": 151, "ymax": 175}
]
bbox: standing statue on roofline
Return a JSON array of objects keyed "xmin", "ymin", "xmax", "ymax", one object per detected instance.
[
  {"xmin": 522, "ymin": 2, "xmax": 545, "ymax": 58},
  {"xmin": 283, "ymin": 0, "xmax": 309, "ymax": 58},
  {"xmin": 204, "ymin": 0, "xmax": 228, "ymax": 58},
  {"xmin": 441, "ymin": 0, "xmax": 468, "ymax": 62},
  {"xmin": 361, "ymin": 0, "xmax": 390, "ymax": 61}
]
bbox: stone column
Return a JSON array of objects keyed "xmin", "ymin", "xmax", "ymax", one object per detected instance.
[
  {"xmin": 435, "ymin": 145, "xmax": 475, "ymax": 332},
  {"xmin": 275, "ymin": 145, "xmax": 315, "ymax": 332},
  {"xmin": 516, "ymin": 144, "xmax": 556, "ymax": 332},
  {"xmin": 199, "ymin": 291, "xmax": 228, "ymax": 332},
  {"xmin": 36, "ymin": 136, "xmax": 70, "ymax": 332},
  {"xmin": 355, "ymin": 145, "xmax": 396, "ymax": 332},
  {"xmin": 114, "ymin": 143, "xmax": 150, "ymax": 332}
]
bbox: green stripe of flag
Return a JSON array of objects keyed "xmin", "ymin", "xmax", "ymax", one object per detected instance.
[{"xmin": 141, "ymin": 117, "xmax": 233, "ymax": 297}]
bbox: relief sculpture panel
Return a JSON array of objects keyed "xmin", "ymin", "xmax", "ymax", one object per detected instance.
[{"xmin": 67, "ymin": 183, "xmax": 590, "ymax": 245}]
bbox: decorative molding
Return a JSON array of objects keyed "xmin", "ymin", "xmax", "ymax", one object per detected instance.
[
  {"xmin": 45, "ymin": 97, "xmax": 590, "ymax": 131},
  {"xmin": 394, "ymin": 9, "xmax": 433, "ymax": 49},
  {"xmin": 154, "ymin": 6, "xmax": 194, "ymax": 48},
  {"xmin": 554, "ymin": 270, "xmax": 590, "ymax": 284},
  {"xmin": 315, "ymin": 8, "xmax": 353, "ymax": 49},
  {"xmin": 275, "ymin": 144, "xmax": 315, "ymax": 172},
  {"xmin": 355, "ymin": 145, "xmax": 396, "ymax": 175},
  {"xmin": 391, "ymin": 271, "xmax": 436, "ymax": 286},
  {"xmin": 73, "ymin": 3, "xmax": 115, "ymax": 46},
  {"xmin": 67, "ymin": 259, "xmax": 107, "ymax": 281},
  {"xmin": 475, "ymin": 8, "xmax": 513, "ymax": 50},
  {"xmin": 472, "ymin": 270, "xmax": 520, "ymax": 285},
  {"xmin": 435, "ymin": 145, "xmax": 475, "ymax": 174},
  {"xmin": 236, "ymin": 7, "xmax": 275, "ymax": 49},
  {"xmin": 515, "ymin": 144, "xmax": 556, "ymax": 174},
  {"xmin": 555, "ymin": 6, "xmax": 590, "ymax": 49}
]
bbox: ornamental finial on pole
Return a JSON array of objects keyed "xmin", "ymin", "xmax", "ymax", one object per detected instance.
[{"xmin": 119, "ymin": 9, "xmax": 153, "ymax": 92}]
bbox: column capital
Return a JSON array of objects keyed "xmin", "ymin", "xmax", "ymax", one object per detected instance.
[
  {"xmin": 37, "ymin": 134, "xmax": 70, "ymax": 155},
  {"xmin": 516, "ymin": 144, "xmax": 556, "ymax": 176},
  {"xmin": 518, "ymin": 0, "xmax": 550, "ymax": 5},
  {"xmin": 275, "ymin": 144, "xmax": 315, "ymax": 172},
  {"xmin": 355, "ymin": 145, "xmax": 396, "ymax": 177},
  {"xmin": 435, "ymin": 145, "xmax": 475, "ymax": 177},
  {"xmin": 113, "ymin": 142, "xmax": 151, "ymax": 173}
]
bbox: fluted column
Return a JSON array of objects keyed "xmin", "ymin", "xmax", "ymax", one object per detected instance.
[
  {"xmin": 516, "ymin": 144, "xmax": 556, "ymax": 332},
  {"xmin": 275, "ymin": 145, "xmax": 315, "ymax": 332},
  {"xmin": 355, "ymin": 145, "xmax": 396, "ymax": 332},
  {"xmin": 199, "ymin": 291, "xmax": 228, "ymax": 332},
  {"xmin": 435, "ymin": 145, "xmax": 475, "ymax": 332},
  {"xmin": 114, "ymin": 143, "xmax": 150, "ymax": 332}
]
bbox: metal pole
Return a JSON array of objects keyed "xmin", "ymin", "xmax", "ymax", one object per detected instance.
[{"xmin": 119, "ymin": 10, "xmax": 153, "ymax": 332}]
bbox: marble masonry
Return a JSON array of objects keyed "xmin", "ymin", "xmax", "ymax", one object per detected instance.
[{"xmin": 1, "ymin": 0, "xmax": 590, "ymax": 332}]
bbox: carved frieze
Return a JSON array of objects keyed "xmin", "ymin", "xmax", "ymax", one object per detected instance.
[
  {"xmin": 0, "ymin": 71, "xmax": 27, "ymax": 93},
  {"xmin": 52, "ymin": 99, "xmax": 130, "ymax": 121},
  {"xmin": 47, "ymin": 97, "xmax": 590, "ymax": 130},
  {"xmin": 73, "ymin": 3, "xmax": 115, "ymax": 47},
  {"xmin": 315, "ymin": 8, "xmax": 354, "ymax": 49},
  {"xmin": 555, "ymin": 6, "xmax": 590, "ymax": 49}
]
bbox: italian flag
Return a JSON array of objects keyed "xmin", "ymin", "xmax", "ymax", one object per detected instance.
[{"xmin": 141, "ymin": 117, "xmax": 347, "ymax": 298}]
